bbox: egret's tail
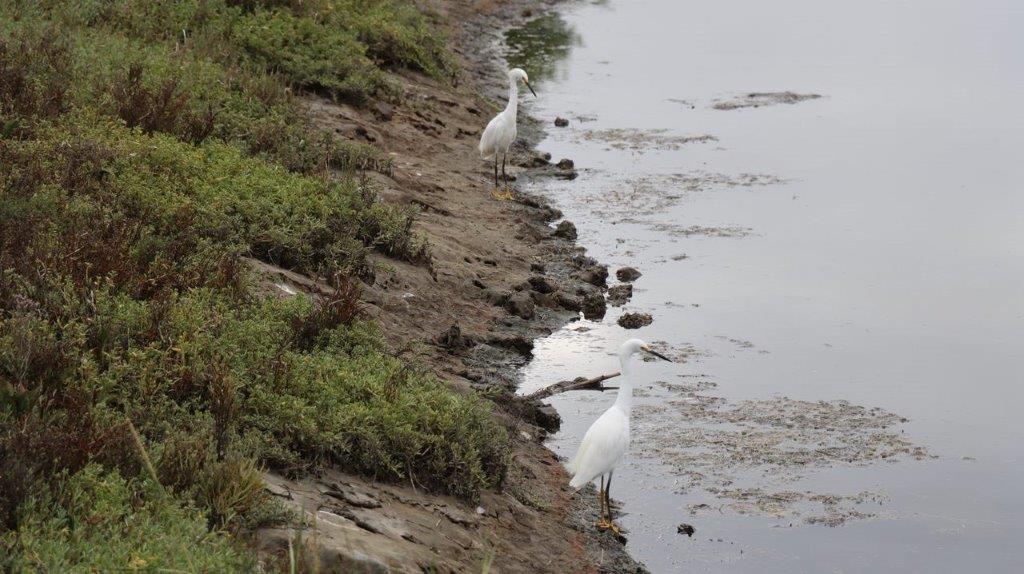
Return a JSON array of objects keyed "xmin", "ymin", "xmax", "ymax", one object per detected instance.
[
  {"xmin": 566, "ymin": 455, "xmax": 587, "ymax": 489},
  {"xmin": 479, "ymin": 145, "xmax": 495, "ymax": 161}
]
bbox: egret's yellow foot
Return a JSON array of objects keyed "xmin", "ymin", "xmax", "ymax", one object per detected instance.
[
  {"xmin": 490, "ymin": 187, "xmax": 504, "ymax": 199},
  {"xmin": 596, "ymin": 517, "xmax": 613, "ymax": 530},
  {"xmin": 608, "ymin": 521, "xmax": 622, "ymax": 536},
  {"xmin": 492, "ymin": 187, "xmax": 515, "ymax": 201}
]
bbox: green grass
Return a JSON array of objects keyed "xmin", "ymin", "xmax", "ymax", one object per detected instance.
[{"xmin": 0, "ymin": 0, "xmax": 509, "ymax": 570}]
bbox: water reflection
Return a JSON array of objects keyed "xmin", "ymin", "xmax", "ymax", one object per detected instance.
[{"xmin": 503, "ymin": 12, "xmax": 581, "ymax": 84}]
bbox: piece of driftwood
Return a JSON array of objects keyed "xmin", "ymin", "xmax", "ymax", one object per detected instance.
[{"xmin": 524, "ymin": 372, "xmax": 620, "ymax": 401}]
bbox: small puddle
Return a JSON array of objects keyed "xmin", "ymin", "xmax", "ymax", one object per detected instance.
[{"xmin": 507, "ymin": 1, "xmax": 1024, "ymax": 572}]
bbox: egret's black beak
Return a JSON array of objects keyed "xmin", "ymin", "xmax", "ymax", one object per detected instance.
[
  {"xmin": 525, "ymin": 81, "xmax": 537, "ymax": 98},
  {"xmin": 644, "ymin": 348, "xmax": 673, "ymax": 362}
]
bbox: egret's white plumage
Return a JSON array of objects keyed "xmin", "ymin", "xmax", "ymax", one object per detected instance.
[
  {"xmin": 567, "ymin": 338, "xmax": 672, "ymax": 532},
  {"xmin": 479, "ymin": 68, "xmax": 535, "ymax": 198}
]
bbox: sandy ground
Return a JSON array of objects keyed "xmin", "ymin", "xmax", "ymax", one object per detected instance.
[{"xmin": 252, "ymin": 1, "xmax": 644, "ymax": 572}]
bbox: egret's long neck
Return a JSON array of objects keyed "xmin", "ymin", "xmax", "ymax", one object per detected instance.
[
  {"xmin": 505, "ymin": 77, "xmax": 519, "ymax": 113},
  {"xmin": 614, "ymin": 352, "xmax": 634, "ymax": 412}
]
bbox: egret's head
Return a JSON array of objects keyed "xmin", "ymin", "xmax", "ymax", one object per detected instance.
[
  {"xmin": 621, "ymin": 338, "xmax": 673, "ymax": 362},
  {"xmin": 508, "ymin": 68, "xmax": 537, "ymax": 97}
]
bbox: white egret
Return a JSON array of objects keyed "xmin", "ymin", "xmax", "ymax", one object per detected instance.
[
  {"xmin": 479, "ymin": 68, "xmax": 536, "ymax": 200},
  {"xmin": 567, "ymin": 339, "xmax": 672, "ymax": 534}
]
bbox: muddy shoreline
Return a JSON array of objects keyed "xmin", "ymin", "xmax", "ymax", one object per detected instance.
[{"xmin": 255, "ymin": 1, "xmax": 645, "ymax": 571}]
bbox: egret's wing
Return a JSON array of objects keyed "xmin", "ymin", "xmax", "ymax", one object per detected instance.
[
  {"xmin": 478, "ymin": 114, "xmax": 504, "ymax": 159},
  {"xmin": 568, "ymin": 408, "xmax": 629, "ymax": 489},
  {"xmin": 566, "ymin": 427, "xmax": 595, "ymax": 475}
]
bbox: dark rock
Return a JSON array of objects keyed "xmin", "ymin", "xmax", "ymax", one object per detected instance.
[
  {"xmin": 553, "ymin": 220, "xmax": 578, "ymax": 240},
  {"xmin": 513, "ymin": 280, "xmax": 531, "ymax": 292},
  {"xmin": 556, "ymin": 158, "xmax": 575, "ymax": 170},
  {"xmin": 487, "ymin": 334, "xmax": 534, "ymax": 356},
  {"xmin": 372, "ymin": 102, "xmax": 393, "ymax": 121},
  {"xmin": 542, "ymin": 152, "xmax": 552, "ymax": 161},
  {"xmin": 618, "ymin": 312, "xmax": 653, "ymax": 329},
  {"xmin": 472, "ymin": 278, "xmax": 487, "ymax": 289},
  {"xmin": 607, "ymin": 283, "xmax": 633, "ymax": 306},
  {"xmin": 532, "ymin": 292, "xmax": 561, "ymax": 310},
  {"xmin": 529, "ymin": 275, "xmax": 557, "ymax": 294},
  {"xmin": 576, "ymin": 265, "xmax": 608, "ymax": 288},
  {"xmin": 535, "ymin": 405, "xmax": 561, "ymax": 432},
  {"xmin": 435, "ymin": 323, "xmax": 474, "ymax": 352},
  {"xmin": 354, "ymin": 125, "xmax": 379, "ymax": 143},
  {"xmin": 572, "ymin": 254, "xmax": 598, "ymax": 269},
  {"xmin": 582, "ymin": 292, "xmax": 607, "ymax": 320},
  {"xmin": 519, "ymin": 154, "xmax": 550, "ymax": 168},
  {"xmin": 485, "ymin": 289, "xmax": 509, "ymax": 306},
  {"xmin": 504, "ymin": 292, "xmax": 535, "ymax": 320},
  {"xmin": 616, "ymin": 266, "xmax": 643, "ymax": 282},
  {"xmin": 554, "ymin": 116, "xmax": 569, "ymax": 127},
  {"xmin": 555, "ymin": 293, "xmax": 583, "ymax": 312},
  {"xmin": 677, "ymin": 523, "xmax": 696, "ymax": 537},
  {"xmin": 530, "ymin": 262, "xmax": 546, "ymax": 273},
  {"xmin": 554, "ymin": 170, "xmax": 579, "ymax": 181}
]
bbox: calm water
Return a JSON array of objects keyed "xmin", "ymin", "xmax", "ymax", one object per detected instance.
[{"xmin": 508, "ymin": 0, "xmax": 1024, "ymax": 572}]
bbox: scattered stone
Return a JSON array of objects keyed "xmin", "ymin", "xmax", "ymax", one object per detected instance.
[
  {"xmin": 555, "ymin": 293, "xmax": 583, "ymax": 312},
  {"xmin": 554, "ymin": 116, "xmax": 569, "ymax": 127},
  {"xmin": 265, "ymin": 482, "xmax": 292, "ymax": 499},
  {"xmin": 618, "ymin": 312, "xmax": 653, "ymax": 329},
  {"xmin": 616, "ymin": 266, "xmax": 642, "ymax": 282},
  {"xmin": 487, "ymin": 334, "xmax": 534, "ymax": 356},
  {"xmin": 554, "ymin": 170, "xmax": 578, "ymax": 180},
  {"xmin": 553, "ymin": 220, "xmax": 578, "ymax": 240},
  {"xmin": 572, "ymin": 254, "xmax": 598, "ymax": 268},
  {"xmin": 576, "ymin": 265, "xmax": 608, "ymax": 288},
  {"xmin": 324, "ymin": 486, "xmax": 382, "ymax": 509},
  {"xmin": 504, "ymin": 292, "xmax": 535, "ymax": 320},
  {"xmin": 607, "ymin": 283, "xmax": 633, "ymax": 306},
  {"xmin": 485, "ymin": 289, "xmax": 509, "ymax": 306},
  {"xmin": 519, "ymin": 154, "xmax": 550, "ymax": 168},
  {"xmin": 530, "ymin": 262, "xmax": 546, "ymax": 273},
  {"xmin": 677, "ymin": 523, "xmax": 696, "ymax": 537},
  {"xmin": 372, "ymin": 102, "xmax": 394, "ymax": 121},
  {"xmin": 528, "ymin": 275, "xmax": 557, "ymax": 294},
  {"xmin": 556, "ymin": 158, "xmax": 575, "ymax": 170},
  {"xmin": 581, "ymin": 292, "xmax": 607, "ymax": 320},
  {"xmin": 471, "ymin": 278, "xmax": 487, "ymax": 289},
  {"xmin": 435, "ymin": 323, "xmax": 474, "ymax": 352},
  {"xmin": 535, "ymin": 405, "xmax": 561, "ymax": 433}
]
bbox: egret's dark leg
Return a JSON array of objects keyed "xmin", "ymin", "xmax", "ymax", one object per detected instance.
[
  {"xmin": 493, "ymin": 155, "xmax": 499, "ymax": 188},
  {"xmin": 501, "ymin": 152, "xmax": 508, "ymax": 187},
  {"xmin": 606, "ymin": 470, "xmax": 622, "ymax": 535},
  {"xmin": 596, "ymin": 474, "xmax": 611, "ymax": 530},
  {"xmin": 605, "ymin": 471, "xmax": 613, "ymax": 517}
]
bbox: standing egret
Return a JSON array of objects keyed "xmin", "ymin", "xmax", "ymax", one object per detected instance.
[
  {"xmin": 479, "ymin": 68, "xmax": 536, "ymax": 200},
  {"xmin": 567, "ymin": 339, "xmax": 672, "ymax": 534}
]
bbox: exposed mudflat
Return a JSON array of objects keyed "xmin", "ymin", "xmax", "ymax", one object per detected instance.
[
  {"xmin": 711, "ymin": 91, "xmax": 823, "ymax": 110},
  {"xmin": 579, "ymin": 128, "xmax": 718, "ymax": 152},
  {"xmin": 634, "ymin": 372, "xmax": 931, "ymax": 526}
]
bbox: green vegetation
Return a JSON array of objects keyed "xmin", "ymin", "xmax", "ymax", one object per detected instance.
[{"xmin": 1, "ymin": 0, "xmax": 508, "ymax": 570}]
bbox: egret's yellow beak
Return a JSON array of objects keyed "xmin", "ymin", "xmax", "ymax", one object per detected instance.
[
  {"xmin": 524, "ymin": 79, "xmax": 537, "ymax": 98},
  {"xmin": 642, "ymin": 346, "xmax": 672, "ymax": 362}
]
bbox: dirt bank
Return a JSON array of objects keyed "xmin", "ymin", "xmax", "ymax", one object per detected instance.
[{"xmin": 254, "ymin": 1, "xmax": 643, "ymax": 572}]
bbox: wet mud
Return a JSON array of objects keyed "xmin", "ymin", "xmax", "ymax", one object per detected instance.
[{"xmin": 711, "ymin": 91, "xmax": 823, "ymax": 110}]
